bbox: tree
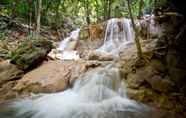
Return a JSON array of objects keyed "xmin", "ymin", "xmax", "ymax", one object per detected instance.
[
  {"xmin": 84, "ymin": 0, "xmax": 91, "ymax": 25},
  {"xmin": 138, "ymin": 0, "xmax": 144, "ymax": 18},
  {"xmin": 36, "ymin": 0, "xmax": 42, "ymax": 36},
  {"xmin": 127, "ymin": 0, "xmax": 143, "ymax": 58},
  {"xmin": 27, "ymin": 0, "xmax": 33, "ymax": 34}
]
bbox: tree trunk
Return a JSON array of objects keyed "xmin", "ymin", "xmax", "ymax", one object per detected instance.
[
  {"xmin": 127, "ymin": 0, "xmax": 143, "ymax": 58},
  {"xmin": 103, "ymin": 0, "xmax": 107, "ymax": 20},
  {"xmin": 55, "ymin": 1, "xmax": 61, "ymax": 27},
  {"xmin": 95, "ymin": 0, "xmax": 100, "ymax": 22},
  {"xmin": 36, "ymin": 0, "xmax": 42, "ymax": 36},
  {"xmin": 85, "ymin": 0, "xmax": 90, "ymax": 25},
  {"xmin": 107, "ymin": 0, "xmax": 112, "ymax": 19},
  {"xmin": 138, "ymin": 0, "xmax": 144, "ymax": 18},
  {"xmin": 9, "ymin": 0, "xmax": 18, "ymax": 27},
  {"xmin": 28, "ymin": 0, "xmax": 32, "ymax": 34},
  {"xmin": 11, "ymin": 0, "xmax": 18, "ymax": 19}
]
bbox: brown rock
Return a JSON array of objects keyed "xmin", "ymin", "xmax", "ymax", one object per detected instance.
[
  {"xmin": 0, "ymin": 81, "xmax": 18, "ymax": 102},
  {"xmin": 14, "ymin": 60, "xmax": 97, "ymax": 93},
  {"xmin": 126, "ymin": 70, "xmax": 146, "ymax": 89},
  {"xmin": 0, "ymin": 60, "xmax": 24, "ymax": 85},
  {"xmin": 127, "ymin": 87, "xmax": 185, "ymax": 115},
  {"xmin": 125, "ymin": 65, "xmax": 155, "ymax": 89},
  {"xmin": 150, "ymin": 59, "xmax": 166, "ymax": 73},
  {"xmin": 146, "ymin": 75, "xmax": 175, "ymax": 93}
]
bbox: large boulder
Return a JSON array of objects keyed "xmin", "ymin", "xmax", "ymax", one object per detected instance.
[
  {"xmin": 0, "ymin": 60, "xmax": 24, "ymax": 85},
  {"xmin": 127, "ymin": 87, "xmax": 185, "ymax": 116},
  {"xmin": 14, "ymin": 60, "xmax": 101, "ymax": 93},
  {"xmin": 124, "ymin": 59, "xmax": 174, "ymax": 93},
  {"xmin": 10, "ymin": 38, "xmax": 53, "ymax": 70}
]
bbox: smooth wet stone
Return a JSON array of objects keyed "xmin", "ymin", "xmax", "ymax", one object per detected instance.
[{"xmin": 82, "ymin": 50, "xmax": 114, "ymax": 61}]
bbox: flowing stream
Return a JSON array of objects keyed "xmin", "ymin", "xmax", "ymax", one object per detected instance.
[
  {"xmin": 0, "ymin": 66, "xmax": 152, "ymax": 118},
  {"xmin": 0, "ymin": 18, "xmax": 156, "ymax": 118}
]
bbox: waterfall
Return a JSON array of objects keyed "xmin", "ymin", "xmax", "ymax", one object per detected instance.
[
  {"xmin": 0, "ymin": 19, "xmax": 157, "ymax": 118},
  {"xmin": 0, "ymin": 65, "xmax": 152, "ymax": 118},
  {"xmin": 58, "ymin": 28, "xmax": 80, "ymax": 51},
  {"xmin": 56, "ymin": 28, "xmax": 80, "ymax": 60},
  {"xmin": 96, "ymin": 18, "xmax": 135, "ymax": 56}
]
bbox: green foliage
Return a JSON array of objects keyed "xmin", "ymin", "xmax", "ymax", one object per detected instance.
[
  {"xmin": 0, "ymin": 32, "xmax": 6, "ymax": 40},
  {"xmin": 0, "ymin": 0, "xmax": 161, "ymax": 26}
]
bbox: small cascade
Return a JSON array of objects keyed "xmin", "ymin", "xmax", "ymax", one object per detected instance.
[
  {"xmin": 58, "ymin": 28, "xmax": 80, "ymax": 51},
  {"xmin": 0, "ymin": 65, "xmax": 151, "ymax": 118},
  {"xmin": 54, "ymin": 28, "xmax": 80, "ymax": 60},
  {"xmin": 96, "ymin": 18, "xmax": 135, "ymax": 56}
]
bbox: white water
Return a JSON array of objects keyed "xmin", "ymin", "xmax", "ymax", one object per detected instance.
[
  {"xmin": 96, "ymin": 18, "xmax": 135, "ymax": 57},
  {"xmin": 56, "ymin": 28, "xmax": 80, "ymax": 60},
  {"xmin": 0, "ymin": 65, "xmax": 152, "ymax": 118},
  {"xmin": 58, "ymin": 28, "xmax": 80, "ymax": 51}
]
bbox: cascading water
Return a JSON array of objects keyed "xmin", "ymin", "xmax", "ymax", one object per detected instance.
[
  {"xmin": 0, "ymin": 65, "xmax": 152, "ymax": 118},
  {"xmin": 58, "ymin": 28, "xmax": 80, "ymax": 51},
  {"xmin": 0, "ymin": 19, "xmax": 157, "ymax": 118},
  {"xmin": 56, "ymin": 28, "xmax": 80, "ymax": 60},
  {"xmin": 96, "ymin": 18, "xmax": 135, "ymax": 56}
]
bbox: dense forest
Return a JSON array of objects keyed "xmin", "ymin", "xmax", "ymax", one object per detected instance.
[
  {"xmin": 0, "ymin": 0, "xmax": 167, "ymax": 35},
  {"xmin": 0, "ymin": 0, "xmax": 186, "ymax": 118},
  {"xmin": 0, "ymin": 0, "xmax": 156, "ymax": 24}
]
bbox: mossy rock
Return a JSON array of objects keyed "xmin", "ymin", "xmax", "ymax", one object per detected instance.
[{"xmin": 10, "ymin": 38, "xmax": 53, "ymax": 70}]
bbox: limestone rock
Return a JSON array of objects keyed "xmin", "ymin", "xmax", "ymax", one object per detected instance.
[
  {"xmin": 14, "ymin": 60, "xmax": 98, "ymax": 93},
  {"xmin": 0, "ymin": 60, "xmax": 24, "ymax": 85},
  {"xmin": 146, "ymin": 75, "xmax": 175, "ymax": 93},
  {"xmin": 127, "ymin": 87, "xmax": 185, "ymax": 115},
  {"xmin": 82, "ymin": 50, "xmax": 113, "ymax": 61},
  {"xmin": 126, "ymin": 69, "xmax": 147, "ymax": 89},
  {"xmin": 0, "ymin": 81, "xmax": 18, "ymax": 102},
  {"xmin": 48, "ymin": 49, "xmax": 80, "ymax": 60}
]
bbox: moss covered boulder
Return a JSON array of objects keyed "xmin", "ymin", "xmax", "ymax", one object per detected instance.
[{"xmin": 10, "ymin": 38, "xmax": 53, "ymax": 70}]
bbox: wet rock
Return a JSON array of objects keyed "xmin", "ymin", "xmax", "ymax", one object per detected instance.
[
  {"xmin": 127, "ymin": 87, "xmax": 185, "ymax": 115},
  {"xmin": 0, "ymin": 81, "xmax": 18, "ymax": 102},
  {"xmin": 119, "ymin": 14, "xmax": 186, "ymax": 117},
  {"xmin": 124, "ymin": 60, "xmax": 165, "ymax": 88},
  {"xmin": 10, "ymin": 38, "xmax": 53, "ymax": 70},
  {"xmin": 0, "ymin": 60, "xmax": 24, "ymax": 85},
  {"xmin": 126, "ymin": 69, "xmax": 147, "ymax": 89},
  {"xmin": 82, "ymin": 50, "xmax": 114, "ymax": 61},
  {"xmin": 65, "ymin": 40, "xmax": 79, "ymax": 50},
  {"xmin": 48, "ymin": 49, "xmax": 80, "ymax": 60},
  {"xmin": 146, "ymin": 75, "xmax": 175, "ymax": 93},
  {"xmin": 14, "ymin": 60, "xmax": 98, "ymax": 93},
  {"xmin": 124, "ymin": 60, "xmax": 175, "ymax": 92}
]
